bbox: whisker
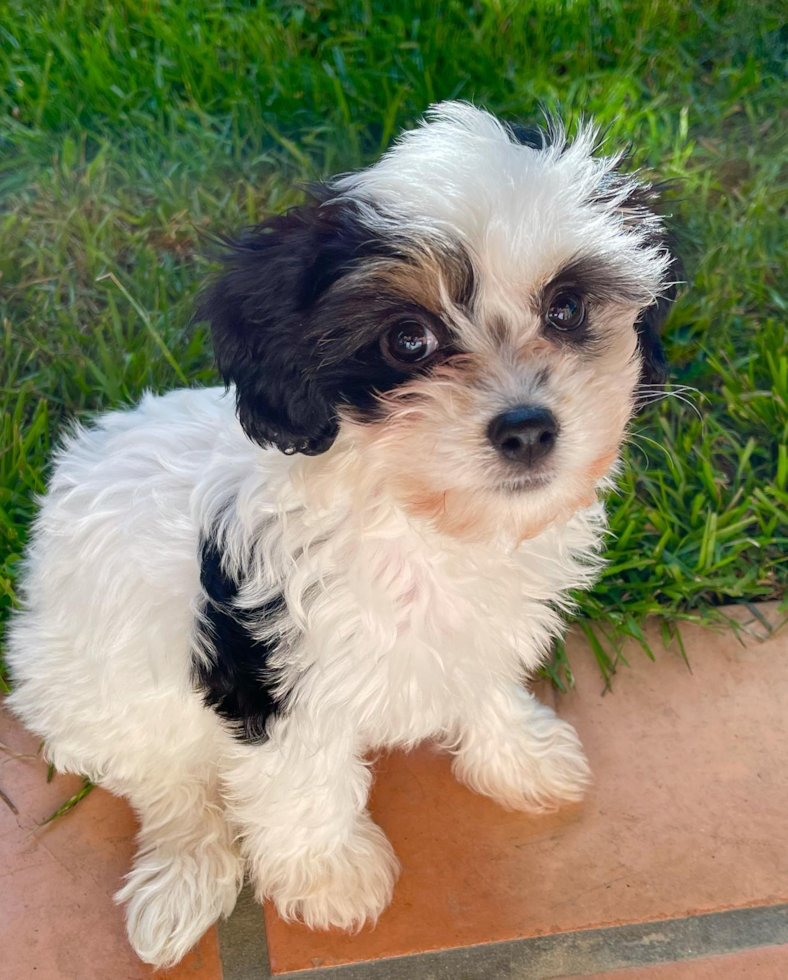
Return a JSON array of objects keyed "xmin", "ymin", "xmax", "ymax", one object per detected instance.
[
  {"xmin": 634, "ymin": 384, "xmax": 705, "ymax": 422},
  {"xmin": 634, "ymin": 383, "xmax": 705, "ymax": 399},
  {"xmin": 627, "ymin": 431, "xmax": 683, "ymax": 470},
  {"xmin": 667, "ymin": 393, "xmax": 704, "ymax": 422}
]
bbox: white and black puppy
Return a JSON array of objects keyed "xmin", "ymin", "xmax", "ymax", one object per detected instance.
[{"xmin": 6, "ymin": 103, "xmax": 677, "ymax": 967}]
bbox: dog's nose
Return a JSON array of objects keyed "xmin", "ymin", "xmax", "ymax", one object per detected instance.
[{"xmin": 488, "ymin": 405, "xmax": 558, "ymax": 466}]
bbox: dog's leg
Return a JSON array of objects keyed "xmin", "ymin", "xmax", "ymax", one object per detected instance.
[
  {"xmin": 114, "ymin": 774, "xmax": 243, "ymax": 968},
  {"xmin": 222, "ymin": 720, "xmax": 399, "ymax": 931},
  {"xmin": 450, "ymin": 681, "xmax": 591, "ymax": 811}
]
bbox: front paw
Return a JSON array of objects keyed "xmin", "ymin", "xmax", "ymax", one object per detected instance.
[
  {"xmin": 453, "ymin": 704, "xmax": 591, "ymax": 812},
  {"xmin": 117, "ymin": 836, "xmax": 243, "ymax": 968},
  {"xmin": 254, "ymin": 816, "xmax": 399, "ymax": 931}
]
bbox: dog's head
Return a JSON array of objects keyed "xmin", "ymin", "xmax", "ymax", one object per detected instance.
[{"xmin": 200, "ymin": 102, "xmax": 679, "ymax": 540}]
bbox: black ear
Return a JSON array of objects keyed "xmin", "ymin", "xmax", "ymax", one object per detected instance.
[
  {"xmin": 507, "ymin": 121, "xmax": 551, "ymax": 150},
  {"xmin": 635, "ymin": 291, "xmax": 672, "ymax": 387},
  {"xmin": 610, "ymin": 167, "xmax": 682, "ymax": 406},
  {"xmin": 634, "ymin": 242, "xmax": 682, "ymax": 398},
  {"xmin": 198, "ymin": 199, "xmax": 367, "ymax": 454}
]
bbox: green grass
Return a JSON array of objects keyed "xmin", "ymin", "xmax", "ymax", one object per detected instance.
[{"xmin": 1, "ymin": 0, "xmax": 787, "ymax": 686}]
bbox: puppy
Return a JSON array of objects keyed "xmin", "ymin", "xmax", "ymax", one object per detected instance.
[{"xmin": 6, "ymin": 102, "xmax": 677, "ymax": 967}]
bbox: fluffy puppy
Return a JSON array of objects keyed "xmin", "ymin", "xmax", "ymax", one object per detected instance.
[{"xmin": 6, "ymin": 102, "xmax": 678, "ymax": 967}]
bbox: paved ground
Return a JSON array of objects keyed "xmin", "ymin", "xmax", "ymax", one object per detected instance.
[{"xmin": 2, "ymin": 604, "xmax": 786, "ymax": 979}]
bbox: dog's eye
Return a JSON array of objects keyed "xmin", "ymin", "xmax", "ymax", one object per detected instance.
[
  {"xmin": 545, "ymin": 292, "xmax": 586, "ymax": 331},
  {"xmin": 383, "ymin": 320, "xmax": 439, "ymax": 364}
]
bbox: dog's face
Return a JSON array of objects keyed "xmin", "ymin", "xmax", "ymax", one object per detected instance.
[{"xmin": 202, "ymin": 103, "xmax": 677, "ymax": 541}]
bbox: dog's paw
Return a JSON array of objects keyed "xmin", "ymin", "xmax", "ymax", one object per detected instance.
[
  {"xmin": 453, "ymin": 701, "xmax": 591, "ymax": 813},
  {"xmin": 117, "ymin": 837, "xmax": 243, "ymax": 968},
  {"xmin": 261, "ymin": 817, "xmax": 399, "ymax": 932}
]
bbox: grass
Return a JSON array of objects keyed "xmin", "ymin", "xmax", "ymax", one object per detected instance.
[{"xmin": 1, "ymin": 0, "xmax": 787, "ymax": 688}]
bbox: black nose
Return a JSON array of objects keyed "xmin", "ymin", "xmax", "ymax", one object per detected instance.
[{"xmin": 488, "ymin": 405, "xmax": 558, "ymax": 466}]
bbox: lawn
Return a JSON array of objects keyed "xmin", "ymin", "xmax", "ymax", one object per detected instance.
[{"xmin": 1, "ymin": 0, "xmax": 787, "ymax": 687}]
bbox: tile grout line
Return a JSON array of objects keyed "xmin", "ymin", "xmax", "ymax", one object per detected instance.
[
  {"xmin": 218, "ymin": 885, "xmax": 273, "ymax": 980},
  {"xmin": 218, "ymin": 895, "xmax": 788, "ymax": 980}
]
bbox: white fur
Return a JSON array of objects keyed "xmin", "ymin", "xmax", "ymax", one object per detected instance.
[
  {"xmin": 3, "ymin": 102, "xmax": 671, "ymax": 967},
  {"xmin": 6, "ymin": 386, "xmax": 597, "ymax": 964}
]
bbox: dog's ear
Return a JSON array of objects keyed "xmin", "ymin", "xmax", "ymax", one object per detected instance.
[
  {"xmin": 635, "ymin": 283, "xmax": 674, "ymax": 388},
  {"xmin": 198, "ymin": 200, "xmax": 363, "ymax": 455},
  {"xmin": 634, "ymin": 240, "xmax": 682, "ymax": 396},
  {"xmin": 611, "ymin": 173, "xmax": 682, "ymax": 403}
]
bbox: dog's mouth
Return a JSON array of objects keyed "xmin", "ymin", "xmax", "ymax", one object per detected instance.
[{"xmin": 492, "ymin": 472, "xmax": 554, "ymax": 495}]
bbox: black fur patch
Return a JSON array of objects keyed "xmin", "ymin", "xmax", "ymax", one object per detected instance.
[
  {"xmin": 633, "ymin": 283, "xmax": 675, "ymax": 391},
  {"xmin": 625, "ymin": 196, "xmax": 681, "ymax": 396},
  {"xmin": 198, "ymin": 194, "xmax": 473, "ymax": 456},
  {"xmin": 193, "ymin": 537, "xmax": 286, "ymax": 743},
  {"xmin": 507, "ymin": 121, "xmax": 554, "ymax": 150}
]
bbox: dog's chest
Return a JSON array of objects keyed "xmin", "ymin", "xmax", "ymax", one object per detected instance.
[{"xmin": 298, "ymin": 536, "xmax": 560, "ymax": 740}]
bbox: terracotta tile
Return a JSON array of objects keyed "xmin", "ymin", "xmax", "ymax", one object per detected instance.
[
  {"xmin": 263, "ymin": 607, "xmax": 788, "ymax": 973},
  {"xmin": 0, "ymin": 707, "xmax": 222, "ymax": 980},
  {"xmin": 559, "ymin": 943, "xmax": 788, "ymax": 979}
]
